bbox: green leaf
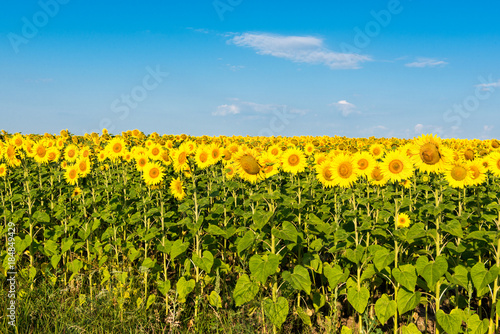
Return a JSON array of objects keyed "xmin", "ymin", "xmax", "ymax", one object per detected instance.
[
  {"xmin": 441, "ymin": 219, "xmax": 463, "ymax": 238},
  {"xmin": 68, "ymin": 259, "xmax": 83, "ymax": 274},
  {"xmin": 416, "ymin": 255, "xmax": 448, "ymax": 290},
  {"xmin": 323, "ymin": 264, "xmax": 348, "ymax": 288},
  {"xmin": 262, "ymin": 297, "xmax": 289, "ymax": 329},
  {"xmin": 237, "ymin": 230, "xmax": 255, "ymax": 254},
  {"xmin": 450, "ymin": 265, "xmax": 470, "ymax": 291},
  {"xmin": 233, "ymin": 274, "xmax": 259, "ymax": 307},
  {"xmin": 141, "ymin": 257, "xmax": 156, "ymax": 269},
  {"xmin": 374, "ymin": 294, "xmax": 396, "ymax": 325},
  {"xmin": 43, "ymin": 239, "xmax": 59, "ymax": 257},
  {"xmin": 61, "ymin": 239, "xmax": 73, "ymax": 253},
  {"xmin": 401, "ymin": 323, "xmax": 422, "ymax": 334},
  {"xmin": 471, "ymin": 262, "xmax": 499, "ymax": 296},
  {"xmin": 392, "ymin": 264, "xmax": 417, "ymax": 291},
  {"xmin": 436, "ymin": 309, "xmax": 462, "ymax": 334},
  {"xmin": 345, "ymin": 245, "xmax": 365, "ymax": 265},
  {"xmin": 170, "ymin": 240, "xmax": 189, "ymax": 260},
  {"xmin": 296, "ymin": 306, "xmax": 312, "ymax": 326},
  {"xmin": 252, "ymin": 210, "xmax": 273, "ymax": 230},
  {"xmin": 406, "ymin": 223, "xmax": 426, "ymax": 241},
  {"xmin": 340, "ymin": 326, "xmax": 353, "ymax": 334},
  {"xmin": 282, "ymin": 265, "xmax": 312, "ymax": 294},
  {"xmin": 397, "ymin": 287, "xmax": 420, "ymax": 315},
  {"xmin": 176, "ymin": 277, "xmax": 195, "ymax": 303},
  {"xmin": 347, "ymin": 286, "xmax": 370, "ymax": 314},
  {"xmin": 373, "ymin": 248, "xmax": 394, "ymax": 271},
  {"xmin": 192, "ymin": 250, "xmax": 214, "ymax": 273},
  {"xmin": 209, "ymin": 291, "xmax": 222, "ymax": 308},
  {"xmin": 50, "ymin": 254, "xmax": 61, "ymax": 268},
  {"xmin": 33, "ymin": 210, "xmax": 50, "ymax": 223},
  {"xmin": 312, "ymin": 293, "xmax": 326, "ymax": 312},
  {"xmin": 146, "ymin": 294, "xmax": 156, "ymax": 310},
  {"xmin": 127, "ymin": 247, "xmax": 141, "ymax": 262},
  {"xmin": 249, "ymin": 253, "xmax": 279, "ymax": 284},
  {"xmin": 157, "ymin": 280, "xmax": 171, "ymax": 297},
  {"xmin": 272, "ymin": 221, "xmax": 298, "ymax": 243},
  {"xmin": 14, "ymin": 235, "xmax": 32, "ymax": 253},
  {"xmin": 466, "ymin": 313, "xmax": 489, "ymax": 334}
]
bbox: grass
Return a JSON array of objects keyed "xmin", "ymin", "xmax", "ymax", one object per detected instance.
[{"xmin": 1, "ymin": 276, "xmax": 319, "ymax": 334}]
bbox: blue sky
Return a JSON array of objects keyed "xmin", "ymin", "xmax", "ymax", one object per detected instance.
[{"xmin": 1, "ymin": 0, "xmax": 499, "ymax": 139}]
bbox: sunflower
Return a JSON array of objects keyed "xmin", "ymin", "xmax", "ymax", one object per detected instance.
[
  {"xmin": 170, "ymin": 177, "xmax": 186, "ymax": 200},
  {"xmin": 194, "ymin": 145, "xmax": 212, "ymax": 169},
  {"xmin": 47, "ymin": 147, "xmax": 61, "ymax": 163},
  {"xmin": 314, "ymin": 152, "xmax": 329, "ymax": 167},
  {"xmin": 369, "ymin": 144, "xmax": 384, "ymax": 159},
  {"xmin": 222, "ymin": 148, "xmax": 232, "ymax": 161},
  {"xmin": 281, "ymin": 148, "xmax": 307, "ymax": 174},
  {"xmin": 33, "ymin": 141, "xmax": 50, "ymax": 164},
  {"xmin": 396, "ymin": 213, "xmax": 411, "ymax": 228},
  {"xmin": 444, "ymin": 161, "xmax": 472, "ymax": 188},
  {"xmin": 148, "ymin": 143, "xmax": 163, "ymax": 161},
  {"xmin": 330, "ymin": 153, "xmax": 358, "ymax": 188},
  {"xmin": 143, "ymin": 162, "xmax": 165, "ymax": 186},
  {"xmin": 71, "ymin": 186, "xmax": 82, "ymax": 197},
  {"xmin": 410, "ymin": 134, "xmax": 451, "ymax": 174},
  {"xmin": 64, "ymin": 144, "xmax": 79, "ymax": 162},
  {"xmin": 463, "ymin": 147, "xmax": 475, "ymax": 161},
  {"xmin": 304, "ymin": 143, "xmax": 316, "ymax": 156},
  {"xmin": 268, "ymin": 144, "xmax": 282, "ymax": 158},
  {"xmin": 135, "ymin": 154, "xmax": 149, "ymax": 172},
  {"xmin": 0, "ymin": 163, "xmax": 7, "ymax": 177},
  {"xmin": 107, "ymin": 137, "xmax": 127, "ymax": 160},
  {"xmin": 209, "ymin": 144, "xmax": 222, "ymax": 164},
  {"xmin": 380, "ymin": 150, "xmax": 414, "ymax": 183},
  {"xmin": 315, "ymin": 161, "xmax": 336, "ymax": 188},
  {"xmin": 353, "ymin": 151, "xmax": 376, "ymax": 178},
  {"xmin": 76, "ymin": 158, "xmax": 91, "ymax": 178},
  {"xmin": 225, "ymin": 163, "xmax": 236, "ymax": 179},
  {"xmin": 487, "ymin": 152, "xmax": 500, "ymax": 177},
  {"xmin": 233, "ymin": 149, "xmax": 261, "ymax": 183},
  {"xmin": 258, "ymin": 151, "xmax": 280, "ymax": 179},
  {"xmin": 80, "ymin": 146, "xmax": 92, "ymax": 159},
  {"xmin": 170, "ymin": 147, "xmax": 190, "ymax": 173},
  {"xmin": 11, "ymin": 133, "xmax": 24, "ymax": 148},
  {"xmin": 64, "ymin": 165, "xmax": 79, "ymax": 185},
  {"xmin": 369, "ymin": 164, "xmax": 389, "ymax": 186},
  {"xmin": 5, "ymin": 144, "xmax": 17, "ymax": 161},
  {"xmin": 467, "ymin": 159, "xmax": 487, "ymax": 186}
]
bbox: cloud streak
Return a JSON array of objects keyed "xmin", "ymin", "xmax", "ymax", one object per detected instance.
[
  {"xmin": 330, "ymin": 100, "xmax": 358, "ymax": 116},
  {"xmin": 405, "ymin": 57, "xmax": 448, "ymax": 68},
  {"xmin": 229, "ymin": 33, "xmax": 371, "ymax": 69}
]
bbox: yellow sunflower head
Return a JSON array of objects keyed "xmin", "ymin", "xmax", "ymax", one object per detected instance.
[
  {"xmin": 281, "ymin": 148, "xmax": 307, "ymax": 175},
  {"xmin": 396, "ymin": 213, "xmax": 411, "ymax": 228},
  {"xmin": 143, "ymin": 162, "xmax": 165, "ymax": 186},
  {"xmin": 170, "ymin": 177, "xmax": 186, "ymax": 200}
]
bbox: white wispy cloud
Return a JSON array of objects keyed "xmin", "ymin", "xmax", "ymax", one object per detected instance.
[
  {"xmin": 330, "ymin": 100, "xmax": 358, "ymax": 116},
  {"xmin": 213, "ymin": 98, "xmax": 308, "ymax": 117},
  {"xmin": 229, "ymin": 33, "xmax": 371, "ymax": 69},
  {"xmin": 476, "ymin": 79, "xmax": 500, "ymax": 90},
  {"xmin": 212, "ymin": 104, "xmax": 240, "ymax": 116},
  {"xmin": 405, "ymin": 57, "xmax": 448, "ymax": 68},
  {"xmin": 414, "ymin": 123, "xmax": 443, "ymax": 135}
]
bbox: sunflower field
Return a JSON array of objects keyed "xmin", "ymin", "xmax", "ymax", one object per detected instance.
[{"xmin": 2, "ymin": 130, "xmax": 500, "ymax": 333}]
